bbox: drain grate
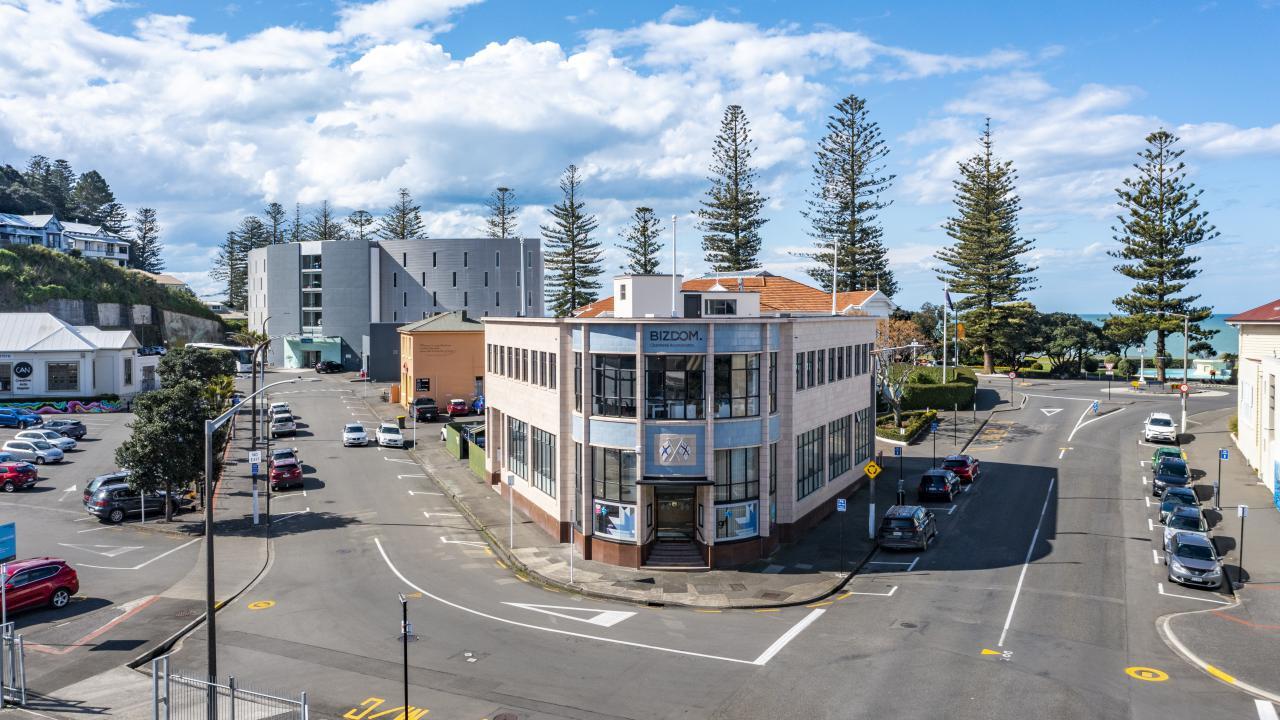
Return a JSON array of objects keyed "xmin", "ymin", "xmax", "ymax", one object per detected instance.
[
  {"xmin": 729, "ymin": 583, "xmax": 747, "ymax": 592},
  {"xmin": 757, "ymin": 590, "xmax": 788, "ymax": 601}
]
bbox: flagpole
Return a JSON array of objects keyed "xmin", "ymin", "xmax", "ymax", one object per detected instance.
[{"xmin": 830, "ymin": 236, "xmax": 837, "ymax": 316}]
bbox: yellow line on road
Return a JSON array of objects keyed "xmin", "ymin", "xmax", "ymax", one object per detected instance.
[
  {"xmin": 806, "ymin": 601, "xmax": 833, "ymax": 608},
  {"xmin": 753, "ymin": 608, "xmax": 780, "ymax": 613},
  {"xmin": 694, "ymin": 609, "xmax": 722, "ymax": 613},
  {"xmin": 1205, "ymin": 665, "xmax": 1236, "ymax": 684},
  {"xmin": 494, "ymin": 559, "xmax": 507, "ymax": 569},
  {"xmin": 836, "ymin": 592, "xmax": 853, "ymax": 600}
]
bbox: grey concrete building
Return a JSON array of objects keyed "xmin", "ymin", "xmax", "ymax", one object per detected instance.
[{"xmin": 247, "ymin": 237, "xmax": 543, "ymax": 373}]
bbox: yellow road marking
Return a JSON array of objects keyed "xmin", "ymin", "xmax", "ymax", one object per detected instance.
[
  {"xmin": 694, "ymin": 609, "xmax": 722, "ymax": 613},
  {"xmin": 1205, "ymin": 665, "xmax": 1236, "ymax": 684},
  {"xmin": 247, "ymin": 600, "xmax": 275, "ymax": 610},
  {"xmin": 1125, "ymin": 666, "xmax": 1169, "ymax": 682},
  {"xmin": 806, "ymin": 601, "xmax": 833, "ymax": 608},
  {"xmin": 836, "ymin": 592, "xmax": 853, "ymax": 600},
  {"xmin": 494, "ymin": 559, "xmax": 507, "ymax": 569},
  {"xmin": 753, "ymin": 608, "xmax": 780, "ymax": 613}
]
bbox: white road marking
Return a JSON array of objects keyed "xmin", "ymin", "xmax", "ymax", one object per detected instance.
[
  {"xmin": 1058, "ymin": 447, "xmax": 1068, "ymax": 460},
  {"xmin": 1142, "ymin": 476, "xmax": 1150, "ymax": 485},
  {"xmin": 502, "ymin": 602, "xmax": 636, "ymax": 628},
  {"xmin": 866, "ymin": 560, "xmax": 915, "ymax": 565},
  {"xmin": 423, "ymin": 511, "xmax": 462, "ymax": 519},
  {"xmin": 58, "ymin": 485, "xmax": 77, "ymax": 502},
  {"xmin": 946, "ymin": 504, "xmax": 958, "ymax": 515},
  {"xmin": 440, "ymin": 537, "xmax": 489, "ymax": 548},
  {"xmin": 1068, "ymin": 406, "xmax": 1125, "ymax": 442},
  {"xmin": 998, "ymin": 475, "xmax": 1056, "ymax": 648},
  {"xmin": 1021, "ymin": 392, "xmax": 1102, "ymax": 402},
  {"xmin": 1256, "ymin": 700, "xmax": 1279, "ymax": 720},
  {"xmin": 76, "ymin": 537, "xmax": 200, "ymax": 571},
  {"xmin": 752, "ymin": 609, "xmax": 826, "ymax": 665},
  {"xmin": 1152, "ymin": 549, "xmax": 1162, "ymax": 564},
  {"xmin": 275, "ymin": 508, "xmax": 310, "ymax": 522},
  {"xmin": 1157, "ymin": 582, "xmax": 1230, "ymax": 605},
  {"xmin": 76, "ymin": 526, "xmax": 111, "ymax": 534},
  {"xmin": 845, "ymin": 585, "xmax": 899, "ymax": 597},
  {"xmin": 1040, "ymin": 408, "xmax": 1063, "ymax": 417},
  {"xmin": 1148, "ymin": 518, "xmax": 1154, "ymax": 531},
  {"xmin": 408, "ymin": 489, "xmax": 443, "ymax": 496},
  {"xmin": 383, "ymin": 457, "xmax": 416, "ymax": 465},
  {"xmin": 58, "ymin": 543, "xmax": 143, "ymax": 558},
  {"xmin": 374, "ymin": 537, "xmax": 769, "ymax": 665},
  {"xmin": 1139, "ymin": 460, "xmax": 1149, "ymax": 466},
  {"xmin": 907, "ymin": 557, "xmax": 919, "ymax": 572}
]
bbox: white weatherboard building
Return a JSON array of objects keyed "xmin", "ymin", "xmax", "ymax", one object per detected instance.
[
  {"xmin": 0, "ymin": 313, "xmax": 158, "ymax": 400},
  {"xmin": 1228, "ymin": 299, "xmax": 1280, "ymax": 507},
  {"xmin": 483, "ymin": 273, "xmax": 879, "ymax": 569}
]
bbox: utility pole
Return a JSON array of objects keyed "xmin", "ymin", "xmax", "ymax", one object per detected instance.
[{"xmin": 399, "ymin": 593, "xmax": 411, "ymax": 717}]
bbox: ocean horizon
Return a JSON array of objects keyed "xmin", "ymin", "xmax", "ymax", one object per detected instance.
[{"xmin": 1079, "ymin": 313, "xmax": 1238, "ymax": 357}]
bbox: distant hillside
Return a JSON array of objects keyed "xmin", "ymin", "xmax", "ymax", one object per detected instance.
[{"xmin": 0, "ymin": 244, "xmax": 217, "ymax": 321}]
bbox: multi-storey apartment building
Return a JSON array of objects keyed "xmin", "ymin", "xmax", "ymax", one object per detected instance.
[
  {"xmin": 483, "ymin": 272, "xmax": 880, "ymax": 569},
  {"xmin": 247, "ymin": 237, "xmax": 543, "ymax": 371}
]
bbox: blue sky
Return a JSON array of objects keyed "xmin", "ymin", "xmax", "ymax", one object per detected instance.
[{"xmin": 1, "ymin": 0, "xmax": 1276, "ymax": 313}]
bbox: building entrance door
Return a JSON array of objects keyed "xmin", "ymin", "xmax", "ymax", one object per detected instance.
[
  {"xmin": 654, "ymin": 487, "xmax": 696, "ymax": 541},
  {"xmin": 302, "ymin": 350, "xmax": 321, "ymax": 367}
]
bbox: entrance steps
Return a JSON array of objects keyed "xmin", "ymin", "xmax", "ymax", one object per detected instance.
[{"xmin": 643, "ymin": 540, "xmax": 708, "ymax": 570}]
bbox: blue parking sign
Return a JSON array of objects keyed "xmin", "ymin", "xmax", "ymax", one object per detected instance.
[
  {"xmin": 836, "ymin": 499, "xmax": 847, "ymax": 512},
  {"xmin": 893, "ymin": 446, "xmax": 902, "ymax": 457},
  {"xmin": 930, "ymin": 422, "xmax": 939, "ymax": 432},
  {"xmin": 0, "ymin": 522, "xmax": 15, "ymax": 563},
  {"xmin": 1220, "ymin": 449, "xmax": 1229, "ymax": 461}
]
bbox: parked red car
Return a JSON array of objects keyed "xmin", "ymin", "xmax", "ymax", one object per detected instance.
[
  {"xmin": 941, "ymin": 454, "xmax": 980, "ymax": 484},
  {"xmin": 1, "ymin": 558, "xmax": 79, "ymax": 612},
  {"xmin": 270, "ymin": 458, "xmax": 304, "ymax": 491},
  {"xmin": 446, "ymin": 398, "xmax": 470, "ymax": 416},
  {"xmin": 0, "ymin": 461, "xmax": 38, "ymax": 493}
]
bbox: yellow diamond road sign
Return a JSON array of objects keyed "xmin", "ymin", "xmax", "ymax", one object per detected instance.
[{"xmin": 865, "ymin": 461, "xmax": 882, "ymax": 479}]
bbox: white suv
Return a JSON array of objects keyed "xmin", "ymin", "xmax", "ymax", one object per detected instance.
[
  {"xmin": 1143, "ymin": 412, "xmax": 1178, "ymax": 443},
  {"xmin": 376, "ymin": 423, "xmax": 403, "ymax": 448}
]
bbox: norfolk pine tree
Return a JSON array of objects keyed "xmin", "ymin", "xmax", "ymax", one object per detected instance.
[
  {"xmin": 378, "ymin": 187, "xmax": 426, "ymax": 240},
  {"xmin": 264, "ymin": 202, "xmax": 288, "ymax": 244},
  {"xmin": 620, "ymin": 207, "xmax": 664, "ymax": 274},
  {"xmin": 934, "ymin": 120, "xmax": 1037, "ymax": 374},
  {"xmin": 698, "ymin": 105, "xmax": 768, "ymax": 271},
  {"xmin": 348, "ymin": 210, "xmax": 375, "ymax": 241},
  {"xmin": 130, "ymin": 207, "xmax": 165, "ymax": 272},
  {"xmin": 290, "ymin": 203, "xmax": 303, "ymax": 242},
  {"xmin": 1109, "ymin": 130, "xmax": 1217, "ymax": 382},
  {"xmin": 542, "ymin": 165, "xmax": 603, "ymax": 317},
  {"xmin": 799, "ymin": 94, "xmax": 897, "ymax": 297},
  {"xmin": 210, "ymin": 230, "xmax": 248, "ymax": 309},
  {"xmin": 484, "ymin": 186, "xmax": 520, "ymax": 239},
  {"xmin": 303, "ymin": 200, "xmax": 350, "ymax": 242}
]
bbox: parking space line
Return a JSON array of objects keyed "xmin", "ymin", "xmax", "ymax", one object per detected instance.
[
  {"xmin": 844, "ymin": 585, "xmax": 899, "ymax": 597},
  {"xmin": 1157, "ymin": 582, "xmax": 1230, "ymax": 605},
  {"xmin": 1148, "ymin": 518, "xmax": 1154, "ymax": 531},
  {"xmin": 1145, "ymin": 497, "xmax": 1152, "ymax": 508},
  {"xmin": 946, "ymin": 504, "xmax": 958, "ymax": 515},
  {"xmin": 1256, "ymin": 700, "xmax": 1279, "ymax": 720},
  {"xmin": 1152, "ymin": 549, "xmax": 1162, "ymax": 564}
]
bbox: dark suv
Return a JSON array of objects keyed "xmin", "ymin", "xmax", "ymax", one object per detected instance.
[
  {"xmin": 877, "ymin": 505, "xmax": 938, "ymax": 551},
  {"xmin": 1152, "ymin": 457, "xmax": 1191, "ymax": 497},
  {"xmin": 414, "ymin": 397, "xmax": 440, "ymax": 422},
  {"xmin": 85, "ymin": 482, "xmax": 194, "ymax": 523},
  {"xmin": 917, "ymin": 469, "xmax": 961, "ymax": 502}
]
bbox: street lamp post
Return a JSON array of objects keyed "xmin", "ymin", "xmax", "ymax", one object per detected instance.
[
  {"xmin": 399, "ymin": 593, "xmax": 410, "ymax": 717},
  {"xmin": 1162, "ymin": 312, "xmax": 1192, "ymax": 433},
  {"xmin": 203, "ymin": 376, "xmax": 312, "ymax": 714}
]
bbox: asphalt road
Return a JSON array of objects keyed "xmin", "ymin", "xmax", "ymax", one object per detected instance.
[
  {"xmin": 0, "ymin": 413, "xmax": 203, "ymax": 694},
  {"xmin": 164, "ymin": 375, "xmax": 1272, "ymax": 720}
]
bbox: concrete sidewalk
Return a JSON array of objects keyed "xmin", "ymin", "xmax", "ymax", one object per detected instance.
[
  {"xmin": 376, "ymin": 381, "xmax": 1010, "ymax": 609},
  {"xmin": 1160, "ymin": 406, "xmax": 1280, "ymax": 702},
  {"xmin": 21, "ymin": 406, "xmax": 275, "ymax": 719}
]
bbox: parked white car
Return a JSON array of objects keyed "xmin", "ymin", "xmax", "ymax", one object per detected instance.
[
  {"xmin": 270, "ymin": 414, "xmax": 297, "ymax": 438},
  {"xmin": 15, "ymin": 429, "xmax": 77, "ymax": 452},
  {"xmin": 1, "ymin": 440, "xmax": 64, "ymax": 465},
  {"xmin": 343, "ymin": 423, "xmax": 369, "ymax": 447},
  {"xmin": 376, "ymin": 423, "xmax": 403, "ymax": 448},
  {"xmin": 269, "ymin": 402, "xmax": 290, "ymax": 414},
  {"xmin": 1143, "ymin": 412, "xmax": 1178, "ymax": 443}
]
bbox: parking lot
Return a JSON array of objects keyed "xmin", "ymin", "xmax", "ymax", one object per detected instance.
[{"xmin": 0, "ymin": 411, "xmax": 204, "ymax": 693}]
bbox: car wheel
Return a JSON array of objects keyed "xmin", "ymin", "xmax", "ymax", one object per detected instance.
[
  {"xmin": 108, "ymin": 508, "xmax": 125, "ymax": 524},
  {"xmin": 1, "ymin": 482, "xmax": 12, "ymax": 493},
  {"xmin": 50, "ymin": 588, "xmax": 71, "ymax": 608},
  {"xmin": 35, "ymin": 456, "xmax": 45, "ymax": 465},
  {"xmin": 18, "ymin": 421, "xmax": 28, "ymax": 429}
]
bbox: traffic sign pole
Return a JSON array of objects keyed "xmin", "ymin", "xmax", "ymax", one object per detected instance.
[
  {"xmin": 836, "ymin": 498, "xmax": 847, "ymax": 573},
  {"xmin": 1215, "ymin": 449, "xmax": 1223, "ymax": 511},
  {"xmin": 1238, "ymin": 505, "xmax": 1248, "ymax": 586}
]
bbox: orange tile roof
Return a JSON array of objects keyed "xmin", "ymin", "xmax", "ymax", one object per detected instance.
[{"xmin": 573, "ymin": 276, "xmax": 879, "ymax": 317}]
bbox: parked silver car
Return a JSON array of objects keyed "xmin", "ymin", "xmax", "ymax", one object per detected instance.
[
  {"xmin": 270, "ymin": 414, "xmax": 296, "ymax": 438},
  {"xmin": 15, "ymin": 429, "xmax": 77, "ymax": 452},
  {"xmin": 1162, "ymin": 505, "xmax": 1209, "ymax": 552},
  {"xmin": 1, "ymin": 440, "xmax": 64, "ymax": 465},
  {"xmin": 342, "ymin": 423, "xmax": 369, "ymax": 447},
  {"xmin": 1166, "ymin": 532, "xmax": 1224, "ymax": 589}
]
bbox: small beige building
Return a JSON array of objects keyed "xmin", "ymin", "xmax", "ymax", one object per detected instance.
[
  {"xmin": 1228, "ymin": 299, "xmax": 1280, "ymax": 501},
  {"xmin": 397, "ymin": 311, "xmax": 486, "ymax": 411}
]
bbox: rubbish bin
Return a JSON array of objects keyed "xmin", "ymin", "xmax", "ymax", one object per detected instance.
[{"xmin": 397, "ymin": 415, "xmax": 406, "ymax": 429}]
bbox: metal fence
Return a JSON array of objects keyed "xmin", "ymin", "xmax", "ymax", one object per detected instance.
[
  {"xmin": 151, "ymin": 656, "xmax": 307, "ymax": 720},
  {"xmin": 0, "ymin": 621, "xmax": 27, "ymax": 708}
]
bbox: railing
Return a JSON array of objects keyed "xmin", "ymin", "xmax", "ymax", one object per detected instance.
[
  {"xmin": 151, "ymin": 655, "xmax": 307, "ymax": 720},
  {"xmin": 0, "ymin": 622, "xmax": 27, "ymax": 708}
]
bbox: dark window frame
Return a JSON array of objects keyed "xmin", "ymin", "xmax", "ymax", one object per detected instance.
[
  {"xmin": 592, "ymin": 354, "xmax": 637, "ymax": 418},
  {"xmin": 714, "ymin": 446, "xmax": 760, "ymax": 503},
  {"xmin": 713, "ymin": 353, "xmax": 760, "ymax": 418},
  {"xmin": 644, "ymin": 355, "xmax": 705, "ymax": 420},
  {"xmin": 796, "ymin": 426, "xmax": 826, "ymax": 500},
  {"xmin": 591, "ymin": 446, "xmax": 636, "ymax": 503}
]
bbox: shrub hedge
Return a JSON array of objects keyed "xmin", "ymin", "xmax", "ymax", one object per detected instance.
[
  {"xmin": 876, "ymin": 409, "xmax": 938, "ymax": 442},
  {"xmin": 898, "ymin": 365, "xmax": 977, "ymax": 411}
]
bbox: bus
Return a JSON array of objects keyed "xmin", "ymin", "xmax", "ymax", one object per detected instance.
[{"xmin": 186, "ymin": 343, "xmax": 255, "ymax": 374}]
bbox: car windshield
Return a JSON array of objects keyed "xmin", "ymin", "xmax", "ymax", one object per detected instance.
[
  {"xmin": 1176, "ymin": 544, "xmax": 1215, "ymax": 561},
  {"xmin": 1161, "ymin": 498, "xmax": 1194, "ymax": 513},
  {"xmin": 33, "ymin": 441, "xmax": 52, "ymax": 450},
  {"xmin": 345, "ymin": 424, "xmax": 364, "ymax": 433},
  {"xmin": 1169, "ymin": 515, "xmax": 1206, "ymax": 531},
  {"xmin": 382, "ymin": 426, "xmax": 401, "ymax": 435},
  {"xmin": 1160, "ymin": 463, "xmax": 1188, "ymax": 478},
  {"xmin": 1150, "ymin": 417, "xmax": 1173, "ymax": 427}
]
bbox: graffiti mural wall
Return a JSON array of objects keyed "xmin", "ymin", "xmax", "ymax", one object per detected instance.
[{"xmin": 3, "ymin": 399, "xmax": 124, "ymax": 414}]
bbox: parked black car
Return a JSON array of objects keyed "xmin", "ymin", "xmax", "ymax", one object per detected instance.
[
  {"xmin": 1152, "ymin": 457, "xmax": 1192, "ymax": 497},
  {"xmin": 315, "ymin": 360, "xmax": 343, "ymax": 374},
  {"xmin": 84, "ymin": 481, "xmax": 194, "ymax": 523},
  {"xmin": 917, "ymin": 469, "xmax": 961, "ymax": 502},
  {"xmin": 41, "ymin": 419, "xmax": 87, "ymax": 439},
  {"xmin": 414, "ymin": 397, "xmax": 440, "ymax": 422},
  {"xmin": 876, "ymin": 505, "xmax": 939, "ymax": 551}
]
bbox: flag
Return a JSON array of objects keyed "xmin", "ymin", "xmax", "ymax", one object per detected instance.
[{"xmin": 945, "ymin": 290, "xmax": 954, "ymax": 311}]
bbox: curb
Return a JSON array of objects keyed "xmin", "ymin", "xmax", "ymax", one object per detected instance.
[{"xmin": 1156, "ymin": 597, "xmax": 1280, "ymax": 705}]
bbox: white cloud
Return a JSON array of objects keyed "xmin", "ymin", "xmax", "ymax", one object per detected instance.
[
  {"xmin": 660, "ymin": 5, "xmax": 699, "ymax": 24},
  {"xmin": 336, "ymin": 0, "xmax": 483, "ymax": 43}
]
